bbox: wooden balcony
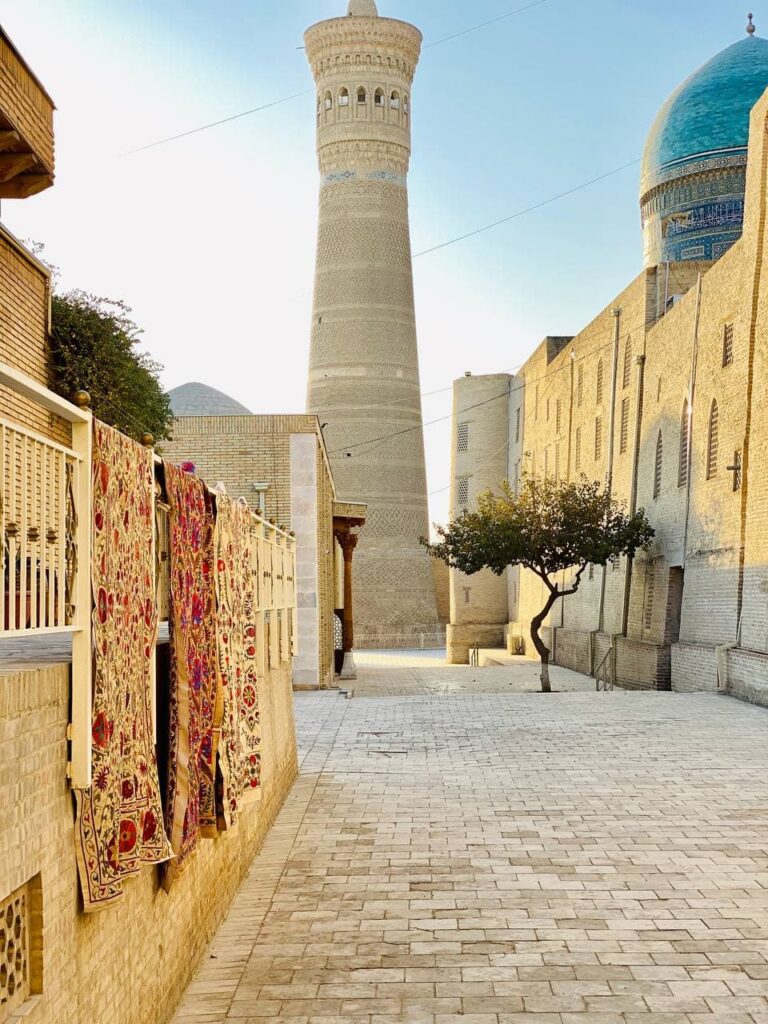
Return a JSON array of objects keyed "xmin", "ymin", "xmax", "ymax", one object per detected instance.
[{"xmin": 0, "ymin": 26, "xmax": 54, "ymax": 199}]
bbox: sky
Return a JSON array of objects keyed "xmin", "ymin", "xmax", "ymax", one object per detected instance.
[{"xmin": 0, "ymin": 0, "xmax": 757, "ymax": 525}]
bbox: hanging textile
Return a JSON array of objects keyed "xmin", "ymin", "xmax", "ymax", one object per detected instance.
[
  {"xmin": 164, "ymin": 462, "xmax": 218, "ymax": 885},
  {"xmin": 75, "ymin": 421, "xmax": 172, "ymax": 912},
  {"xmin": 212, "ymin": 494, "xmax": 258, "ymax": 828}
]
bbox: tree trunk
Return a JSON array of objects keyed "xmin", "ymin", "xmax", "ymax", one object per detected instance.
[{"xmin": 530, "ymin": 590, "xmax": 560, "ymax": 693}]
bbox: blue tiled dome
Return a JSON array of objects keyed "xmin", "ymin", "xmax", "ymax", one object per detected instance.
[{"xmin": 642, "ymin": 35, "xmax": 768, "ymax": 192}]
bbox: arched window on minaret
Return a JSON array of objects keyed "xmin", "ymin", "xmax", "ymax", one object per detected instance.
[
  {"xmin": 374, "ymin": 88, "xmax": 385, "ymax": 107},
  {"xmin": 390, "ymin": 90, "xmax": 401, "ymax": 110},
  {"xmin": 357, "ymin": 86, "xmax": 367, "ymax": 104},
  {"xmin": 324, "ymin": 90, "xmax": 333, "ymax": 110},
  {"xmin": 339, "ymin": 87, "xmax": 350, "ymax": 106}
]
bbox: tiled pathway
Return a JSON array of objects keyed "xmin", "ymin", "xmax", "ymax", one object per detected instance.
[{"xmin": 174, "ymin": 680, "xmax": 768, "ymax": 1023}]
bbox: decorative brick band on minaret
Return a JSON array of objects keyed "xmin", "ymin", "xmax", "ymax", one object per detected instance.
[{"xmin": 305, "ymin": 4, "xmax": 440, "ymax": 648}]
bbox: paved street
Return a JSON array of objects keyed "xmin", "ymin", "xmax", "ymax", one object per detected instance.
[{"xmin": 174, "ymin": 664, "xmax": 768, "ymax": 1023}]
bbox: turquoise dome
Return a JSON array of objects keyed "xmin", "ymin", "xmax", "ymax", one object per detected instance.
[
  {"xmin": 642, "ymin": 35, "xmax": 768, "ymax": 191},
  {"xmin": 640, "ymin": 29, "xmax": 768, "ymax": 267}
]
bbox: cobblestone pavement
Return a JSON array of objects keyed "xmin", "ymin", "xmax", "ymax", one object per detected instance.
[
  {"xmin": 350, "ymin": 651, "xmax": 595, "ymax": 698},
  {"xmin": 173, "ymin": 675, "xmax": 768, "ymax": 1023}
]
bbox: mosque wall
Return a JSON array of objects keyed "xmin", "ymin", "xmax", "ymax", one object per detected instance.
[{"xmin": 449, "ymin": 92, "xmax": 768, "ymax": 701}]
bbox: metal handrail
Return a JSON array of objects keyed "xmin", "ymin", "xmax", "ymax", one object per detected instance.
[{"xmin": 595, "ymin": 646, "xmax": 614, "ymax": 691}]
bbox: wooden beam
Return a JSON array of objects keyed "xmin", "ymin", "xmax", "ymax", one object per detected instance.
[
  {"xmin": 0, "ymin": 130, "xmax": 20, "ymax": 152},
  {"xmin": 0, "ymin": 153, "xmax": 36, "ymax": 182},
  {"xmin": 0, "ymin": 173, "xmax": 52, "ymax": 198}
]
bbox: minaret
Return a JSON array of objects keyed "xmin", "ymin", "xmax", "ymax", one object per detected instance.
[{"xmin": 305, "ymin": 0, "xmax": 440, "ymax": 648}]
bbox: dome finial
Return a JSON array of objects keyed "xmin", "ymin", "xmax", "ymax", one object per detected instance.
[
  {"xmin": 347, "ymin": 0, "xmax": 378, "ymax": 14},
  {"xmin": 747, "ymin": 12, "xmax": 756, "ymax": 34}
]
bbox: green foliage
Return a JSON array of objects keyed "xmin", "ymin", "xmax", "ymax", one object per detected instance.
[
  {"xmin": 424, "ymin": 474, "xmax": 654, "ymax": 690},
  {"xmin": 426, "ymin": 475, "xmax": 654, "ymax": 583},
  {"xmin": 49, "ymin": 291, "xmax": 173, "ymax": 442}
]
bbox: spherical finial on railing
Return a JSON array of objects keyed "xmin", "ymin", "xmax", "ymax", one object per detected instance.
[
  {"xmin": 747, "ymin": 12, "xmax": 756, "ymax": 34},
  {"xmin": 73, "ymin": 390, "xmax": 91, "ymax": 410},
  {"xmin": 141, "ymin": 432, "xmax": 155, "ymax": 449}
]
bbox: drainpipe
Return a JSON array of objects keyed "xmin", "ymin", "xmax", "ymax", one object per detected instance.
[
  {"xmin": 682, "ymin": 274, "xmax": 702, "ymax": 569},
  {"xmin": 597, "ymin": 308, "xmax": 622, "ymax": 635},
  {"xmin": 621, "ymin": 350, "xmax": 646, "ymax": 637}
]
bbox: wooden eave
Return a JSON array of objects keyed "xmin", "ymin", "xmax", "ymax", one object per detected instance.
[{"xmin": 0, "ymin": 25, "xmax": 55, "ymax": 198}]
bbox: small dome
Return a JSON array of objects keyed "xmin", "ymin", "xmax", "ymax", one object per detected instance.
[
  {"xmin": 169, "ymin": 382, "xmax": 252, "ymax": 417},
  {"xmin": 642, "ymin": 34, "xmax": 768, "ymax": 192}
]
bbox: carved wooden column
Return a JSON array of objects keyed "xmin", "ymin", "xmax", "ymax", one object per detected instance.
[{"xmin": 338, "ymin": 529, "xmax": 359, "ymax": 680}]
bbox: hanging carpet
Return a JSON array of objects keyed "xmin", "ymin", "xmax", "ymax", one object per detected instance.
[
  {"xmin": 163, "ymin": 462, "xmax": 218, "ymax": 887},
  {"xmin": 75, "ymin": 421, "xmax": 172, "ymax": 912}
]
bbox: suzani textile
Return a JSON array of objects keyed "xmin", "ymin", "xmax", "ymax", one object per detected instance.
[
  {"xmin": 213, "ymin": 494, "xmax": 260, "ymax": 829},
  {"xmin": 164, "ymin": 463, "xmax": 217, "ymax": 885},
  {"xmin": 75, "ymin": 421, "xmax": 172, "ymax": 913}
]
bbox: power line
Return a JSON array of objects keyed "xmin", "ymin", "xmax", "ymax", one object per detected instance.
[
  {"xmin": 125, "ymin": 2, "xmax": 550, "ymax": 154},
  {"xmin": 412, "ymin": 159, "xmax": 640, "ymax": 258}
]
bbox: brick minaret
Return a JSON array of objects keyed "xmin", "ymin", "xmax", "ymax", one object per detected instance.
[{"xmin": 305, "ymin": 0, "xmax": 439, "ymax": 648}]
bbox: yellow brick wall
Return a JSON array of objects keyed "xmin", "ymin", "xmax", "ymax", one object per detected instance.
[
  {"xmin": 0, "ymin": 227, "xmax": 69, "ymax": 446},
  {"xmin": 316, "ymin": 444, "xmax": 336, "ymax": 686},
  {"xmin": 0, "ymin": 656, "xmax": 297, "ymax": 1024}
]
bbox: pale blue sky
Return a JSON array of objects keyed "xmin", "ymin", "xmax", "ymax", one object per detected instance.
[{"xmin": 1, "ymin": 0, "xmax": 757, "ymax": 522}]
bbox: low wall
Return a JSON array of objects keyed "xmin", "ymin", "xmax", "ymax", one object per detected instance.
[
  {"xmin": 726, "ymin": 648, "xmax": 768, "ymax": 708},
  {"xmin": 615, "ymin": 637, "xmax": 671, "ymax": 691},
  {"xmin": 447, "ymin": 623, "xmax": 505, "ymax": 664},
  {"xmin": 671, "ymin": 642, "xmax": 719, "ymax": 693},
  {"xmin": 0, "ymin": 657, "xmax": 297, "ymax": 1024},
  {"xmin": 550, "ymin": 628, "xmax": 592, "ymax": 676}
]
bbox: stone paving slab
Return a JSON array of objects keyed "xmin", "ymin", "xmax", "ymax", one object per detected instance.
[{"xmin": 173, "ymin": 679, "xmax": 768, "ymax": 1023}]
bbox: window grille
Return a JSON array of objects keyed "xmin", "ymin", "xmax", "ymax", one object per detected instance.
[
  {"xmin": 732, "ymin": 449, "xmax": 742, "ymax": 491},
  {"xmin": 596, "ymin": 359, "xmax": 604, "ymax": 404},
  {"xmin": 595, "ymin": 416, "xmax": 602, "ymax": 461},
  {"xmin": 457, "ymin": 422, "xmax": 469, "ymax": 452},
  {"xmin": 588, "ymin": 563, "xmax": 595, "ymax": 581},
  {"xmin": 577, "ymin": 365, "xmax": 584, "ymax": 407},
  {"xmin": 623, "ymin": 338, "xmax": 632, "ymax": 389},
  {"xmin": 643, "ymin": 560, "xmax": 656, "ymax": 631},
  {"xmin": 514, "ymin": 460, "xmax": 520, "ymax": 494},
  {"xmin": 546, "ymin": 398, "xmax": 550, "ymax": 421},
  {"xmin": 653, "ymin": 431, "xmax": 663, "ymax": 499},
  {"xmin": 620, "ymin": 398, "xmax": 630, "ymax": 454},
  {"xmin": 707, "ymin": 399, "xmax": 719, "ymax": 479},
  {"xmin": 0, "ymin": 881, "xmax": 31, "ymax": 1016},
  {"xmin": 575, "ymin": 426, "xmax": 582, "ymax": 472},
  {"xmin": 556, "ymin": 399, "xmax": 562, "ymax": 435},
  {"xmin": 679, "ymin": 400, "xmax": 690, "ymax": 487},
  {"xmin": 374, "ymin": 89, "xmax": 384, "ymax": 106},
  {"xmin": 457, "ymin": 477, "xmax": 469, "ymax": 506},
  {"xmin": 554, "ymin": 444, "xmax": 560, "ymax": 481},
  {"xmin": 722, "ymin": 323, "xmax": 734, "ymax": 366},
  {"xmin": 543, "ymin": 447, "xmax": 549, "ymax": 479},
  {"xmin": 515, "ymin": 407, "xmax": 521, "ymax": 443}
]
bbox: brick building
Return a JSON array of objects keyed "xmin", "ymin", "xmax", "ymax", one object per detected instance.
[
  {"xmin": 163, "ymin": 386, "xmax": 366, "ymax": 688},
  {"xmin": 448, "ymin": 28, "xmax": 768, "ymax": 704}
]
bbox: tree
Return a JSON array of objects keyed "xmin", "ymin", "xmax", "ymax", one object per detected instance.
[
  {"xmin": 49, "ymin": 290, "xmax": 173, "ymax": 442},
  {"xmin": 424, "ymin": 475, "xmax": 654, "ymax": 692}
]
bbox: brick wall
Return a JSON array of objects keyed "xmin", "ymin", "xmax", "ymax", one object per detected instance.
[{"xmin": 0, "ymin": 656, "xmax": 297, "ymax": 1024}]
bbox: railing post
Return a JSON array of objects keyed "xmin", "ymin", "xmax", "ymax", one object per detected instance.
[{"xmin": 68, "ymin": 392, "xmax": 93, "ymax": 789}]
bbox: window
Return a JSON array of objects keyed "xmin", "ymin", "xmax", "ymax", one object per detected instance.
[
  {"xmin": 457, "ymin": 422, "xmax": 469, "ymax": 452},
  {"xmin": 575, "ymin": 427, "xmax": 582, "ymax": 472},
  {"xmin": 535, "ymin": 384, "xmax": 539, "ymax": 420},
  {"xmin": 554, "ymin": 444, "xmax": 560, "ymax": 481},
  {"xmin": 357, "ymin": 87, "xmax": 367, "ymax": 104},
  {"xmin": 595, "ymin": 416, "xmax": 602, "ymax": 460},
  {"xmin": 596, "ymin": 359, "xmax": 604, "ymax": 404},
  {"xmin": 623, "ymin": 338, "xmax": 632, "ymax": 389},
  {"xmin": 653, "ymin": 431, "xmax": 663, "ymax": 499},
  {"xmin": 577, "ymin": 364, "xmax": 584, "ymax": 407},
  {"xmin": 339, "ymin": 87, "xmax": 350, "ymax": 106},
  {"xmin": 722, "ymin": 323, "xmax": 734, "ymax": 366},
  {"xmin": 588, "ymin": 563, "xmax": 595, "ymax": 581},
  {"xmin": 619, "ymin": 397, "xmax": 630, "ymax": 454},
  {"xmin": 403, "ymin": 95, "xmax": 409, "ymax": 114},
  {"xmin": 515, "ymin": 407, "xmax": 521, "ymax": 443},
  {"xmin": 678, "ymin": 400, "xmax": 690, "ymax": 488},
  {"xmin": 514, "ymin": 460, "xmax": 520, "ymax": 493},
  {"xmin": 643, "ymin": 560, "xmax": 656, "ymax": 631},
  {"xmin": 732, "ymin": 449, "xmax": 742, "ymax": 491},
  {"xmin": 390, "ymin": 90, "xmax": 400, "ymax": 109},
  {"xmin": 707, "ymin": 399, "xmax": 719, "ymax": 479},
  {"xmin": 374, "ymin": 88, "xmax": 385, "ymax": 107},
  {"xmin": 544, "ymin": 447, "xmax": 549, "ymax": 479},
  {"xmin": 324, "ymin": 90, "xmax": 333, "ymax": 110},
  {"xmin": 657, "ymin": 376, "xmax": 662, "ymax": 402},
  {"xmin": 546, "ymin": 398, "xmax": 550, "ymax": 421},
  {"xmin": 556, "ymin": 399, "xmax": 562, "ymax": 435},
  {"xmin": 457, "ymin": 477, "xmax": 469, "ymax": 506}
]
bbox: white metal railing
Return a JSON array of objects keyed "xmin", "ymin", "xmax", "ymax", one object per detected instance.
[{"xmin": 1, "ymin": 359, "xmax": 297, "ymax": 790}]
